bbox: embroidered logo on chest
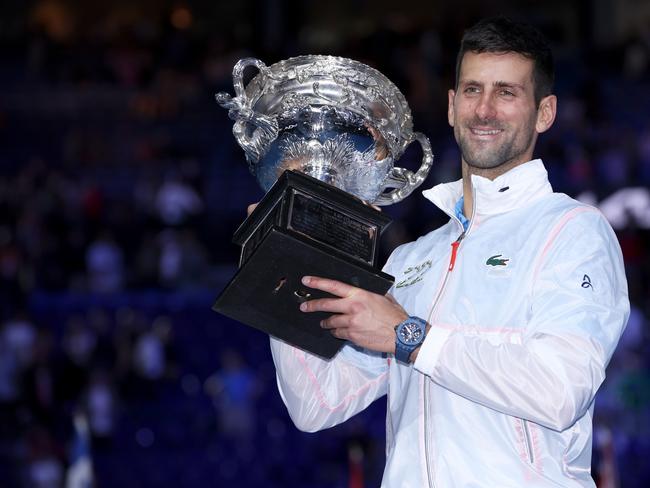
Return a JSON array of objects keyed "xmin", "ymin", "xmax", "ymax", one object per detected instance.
[
  {"xmin": 486, "ymin": 254, "xmax": 509, "ymax": 266},
  {"xmin": 485, "ymin": 254, "xmax": 512, "ymax": 277},
  {"xmin": 395, "ymin": 260, "xmax": 432, "ymax": 288}
]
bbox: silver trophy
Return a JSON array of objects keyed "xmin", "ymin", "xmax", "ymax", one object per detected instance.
[
  {"xmin": 215, "ymin": 55, "xmax": 433, "ymax": 205},
  {"xmin": 213, "ymin": 55, "xmax": 434, "ymax": 358}
]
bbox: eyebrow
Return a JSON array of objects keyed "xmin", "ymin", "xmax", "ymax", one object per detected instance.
[
  {"xmin": 460, "ymin": 79, "xmax": 525, "ymax": 91},
  {"xmin": 493, "ymin": 81, "xmax": 525, "ymax": 90}
]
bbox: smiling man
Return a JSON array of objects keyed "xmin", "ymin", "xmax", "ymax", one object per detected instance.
[{"xmin": 269, "ymin": 17, "xmax": 629, "ymax": 487}]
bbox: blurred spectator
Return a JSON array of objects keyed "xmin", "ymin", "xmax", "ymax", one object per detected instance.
[
  {"xmin": 84, "ymin": 369, "xmax": 117, "ymax": 447},
  {"xmin": 132, "ymin": 324, "xmax": 165, "ymax": 382},
  {"xmin": 24, "ymin": 426, "xmax": 65, "ymax": 488},
  {"xmin": 204, "ymin": 349, "xmax": 260, "ymax": 440},
  {"xmin": 158, "ymin": 228, "xmax": 210, "ymax": 288},
  {"xmin": 155, "ymin": 172, "xmax": 203, "ymax": 226},
  {"xmin": 3, "ymin": 312, "xmax": 37, "ymax": 371},
  {"xmin": 158, "ymin": 229, "xmax": 184, "ymax": 287},
  {"xmin": 85, "ymin": 231, "xmax": 125, "ymax": 293},
  {"xmin": 130, "ymin": 315, "xmax": 177, "ymax": 400}
]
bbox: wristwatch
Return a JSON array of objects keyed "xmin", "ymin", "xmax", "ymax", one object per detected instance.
[{"xmin": 394, "ymin": 316, "xmax": 427, "ymax": 363}]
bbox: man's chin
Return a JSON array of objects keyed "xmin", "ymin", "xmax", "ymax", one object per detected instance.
[
  {"xmin": 463, "ymin": 154, "xmax": 505, "ymax": 171},
  {"xmin": 458, "ymin": 142, "xmax": 504, "ymax": 170}
]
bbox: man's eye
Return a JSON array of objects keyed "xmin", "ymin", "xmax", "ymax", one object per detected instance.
[
  {"xmin": 499, "ymin": 89, "xmax": 515, "ymax": 97},
  {"xmin": 464, "ymin": 86, "xmax": 480, "ymax": 94}
]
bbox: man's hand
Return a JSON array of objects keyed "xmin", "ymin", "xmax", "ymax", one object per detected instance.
[{"xmin": 299, "ymin": 276, "xmax": 408, "ymax": 354}]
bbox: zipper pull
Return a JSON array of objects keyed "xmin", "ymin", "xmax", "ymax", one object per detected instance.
[{"xmin": 448, "ymin": 232, "xmax": 465, "ymax": 271}]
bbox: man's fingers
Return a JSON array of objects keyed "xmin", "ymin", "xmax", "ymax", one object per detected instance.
[
  {"xmin": 300, "ymin": 297, "xmax": 349, "ymax": 314},
  {"xmin": 320, "ymin": 315, "xmax": 345, "ymax": 329},
  {"xmin": 301, "ymin": 276, "xmax": 358, "ymax": 298},
  {"xmin": 328, "ymin": 327, "xmax": 348, "ymax": 340},
  {"xmin": 247, "ymin": 203, "xmax": 258, "ymax": 216},
  {"xmin": 320, "ymin": 316, "xmax": 350, "ymax": 339}
]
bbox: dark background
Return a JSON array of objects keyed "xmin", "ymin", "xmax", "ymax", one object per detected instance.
[{"xmin": 1, "ymin": 0, "xmax": 649, "ymax": 486}]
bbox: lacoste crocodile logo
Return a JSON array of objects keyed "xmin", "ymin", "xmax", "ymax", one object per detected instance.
[{"xmin": 486, "ymin": 254, "xmax": 509, "ymax": 267}]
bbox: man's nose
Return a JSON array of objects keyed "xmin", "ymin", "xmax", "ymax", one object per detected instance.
[{"xmin": 475, "ymin": 93, "xmax": 497, "ymax": 121}]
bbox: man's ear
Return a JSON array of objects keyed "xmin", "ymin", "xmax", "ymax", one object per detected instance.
[
  {"xmin": 448, "ymin": 89, "xmax": 456, "ymax": 127},
  {"xmin": 536, "ymin": 94, "xmax": 557, "ymax": 134}
]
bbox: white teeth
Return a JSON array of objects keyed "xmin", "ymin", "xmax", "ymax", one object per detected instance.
[{"xmin": 472, "ymin": 129, "xmax": 500, "ymax": 135}]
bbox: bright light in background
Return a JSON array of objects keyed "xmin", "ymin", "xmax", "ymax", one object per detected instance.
[
  {"xmin": 171, "ymin": 5, "xmax": 193, "ymax": 30},
  {"xmin": 577, "ymin": 188, "xmax": 650, "ymax": 230}
]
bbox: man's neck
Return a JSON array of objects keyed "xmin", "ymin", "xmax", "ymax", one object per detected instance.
[{"xmin": 461, "ymin": 159, "xmax": 530, "ymax": 218}]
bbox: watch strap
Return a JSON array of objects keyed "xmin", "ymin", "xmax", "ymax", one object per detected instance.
[
  {"xmin": 394, "ymin": 338, "xmax": 414, "ymax": 363},
  {"xmin": 394, "ymin": 316, "xmax": 427, "ymax": 363}
]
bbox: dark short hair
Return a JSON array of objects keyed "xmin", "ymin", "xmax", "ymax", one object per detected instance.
[{"xmin": 455, "ymin": 16, "xmax": 554, "ymax": 105}]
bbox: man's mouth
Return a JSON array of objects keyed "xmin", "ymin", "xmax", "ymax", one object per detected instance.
[{"xmin": 470, "ymin": 127, "xmax": 503, "ymax": 136}]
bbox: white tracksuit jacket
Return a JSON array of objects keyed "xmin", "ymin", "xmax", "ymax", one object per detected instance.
[{"xmin": 270, "ymin": 159, "xmax": 629, "ymax": 487}]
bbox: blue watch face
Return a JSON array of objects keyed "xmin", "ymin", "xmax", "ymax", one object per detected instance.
[{"xmin": 399, "ymin": 322, "xmax": 423, "ymax": 345}]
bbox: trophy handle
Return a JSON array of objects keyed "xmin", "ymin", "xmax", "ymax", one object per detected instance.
[
  {"xmin": 215, "ymin": 58, "xmax": 279, "ymax": 163},
  {"xmin": 373, "ymin": 132, "xmax": 434, "ymax": 206}
]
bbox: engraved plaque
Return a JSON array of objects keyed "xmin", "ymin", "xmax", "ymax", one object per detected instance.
[{"xmin": 288, "ymin": 191, "xmax": 377, "ymax": 265}]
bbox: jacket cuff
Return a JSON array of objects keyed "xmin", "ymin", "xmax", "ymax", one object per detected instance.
[{"xmin": 413, "ymin": 325, "xmax": 452, "ymax": 376}]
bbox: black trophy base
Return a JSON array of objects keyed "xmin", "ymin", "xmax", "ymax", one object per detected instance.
[
  {"xmin": 213, "ymin": 170, "xmax": 394, "ymax": 359},
  {"xmin": 213, "ymin": 227, "xmax": 393, "ymax": 359}
]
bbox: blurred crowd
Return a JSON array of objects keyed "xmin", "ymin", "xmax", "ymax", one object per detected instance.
[
  {"xmin": 0, "ymin": 306, "xmax": 178, "ymax": 485},
  {"xmin": 1, "ymin": 1, "xmax": 650, "ymax": 486}
]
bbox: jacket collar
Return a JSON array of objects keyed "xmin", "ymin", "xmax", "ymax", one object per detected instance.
[{"xmin": 422, "ymin": 159, "xmax": 553, "ymax": 219}]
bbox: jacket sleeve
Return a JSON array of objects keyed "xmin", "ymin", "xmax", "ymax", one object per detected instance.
[
  {"xmin": 270, "ymin": 338, "xmax": 388, "ymax": 432},
  {"xmin": 269, "ymin": 251, "xmax": 402, "ymax": 432},
  {"xmin": 413, "ymin": 209, "xmax": 630, "ymax": 432}
]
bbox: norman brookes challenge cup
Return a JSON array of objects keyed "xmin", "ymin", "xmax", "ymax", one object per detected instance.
[{"xmin": 213, "ymin": 55, "xmax": 434, "ymax": 358}]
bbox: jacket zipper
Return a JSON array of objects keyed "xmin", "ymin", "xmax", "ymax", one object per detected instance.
[
  {"xmin": 423, "ymin": 187, "xmax": 475, "ymax": 487},
  {"xmin": 424, "ymin": 229, "xmax": 466, "ymax": 487},
  {"xmin": 522, "ymin": 419, "xmax": 535, "ymax": 464},
  {"xmin": 428, "ymin": 231, "xmax": 465, "ymax": 312}
]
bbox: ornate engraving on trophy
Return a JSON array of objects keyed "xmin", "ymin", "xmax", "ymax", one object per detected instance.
[{"xmin": 215, "ymin": 55, "xmax": 433, "ymax": 206}]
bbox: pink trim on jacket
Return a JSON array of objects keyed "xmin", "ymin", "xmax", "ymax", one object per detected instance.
[
  {"xmin": 531, "ymin": 206, "xmax": 599, "ymax": 284},
  {"xmin": 292, "ymin": 348, "xmax": 388, "ymax": 412}
]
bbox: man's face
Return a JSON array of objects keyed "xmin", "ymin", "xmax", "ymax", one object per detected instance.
[{"xmin": 448, "ymin": 51, "xmax": 554, "ymax": 173}]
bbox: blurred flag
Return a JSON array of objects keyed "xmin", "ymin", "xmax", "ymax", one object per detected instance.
[
  {"xmin": 65, "ymin": 411, "xmax": 94, "ymax": 488},
  {"xmin": 348, "ymin": 440, "xmax": 364, "ymax": 488},
  {"xmin": 596, "ymin": 426, "xmax": 619, "ymax": 488}
]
